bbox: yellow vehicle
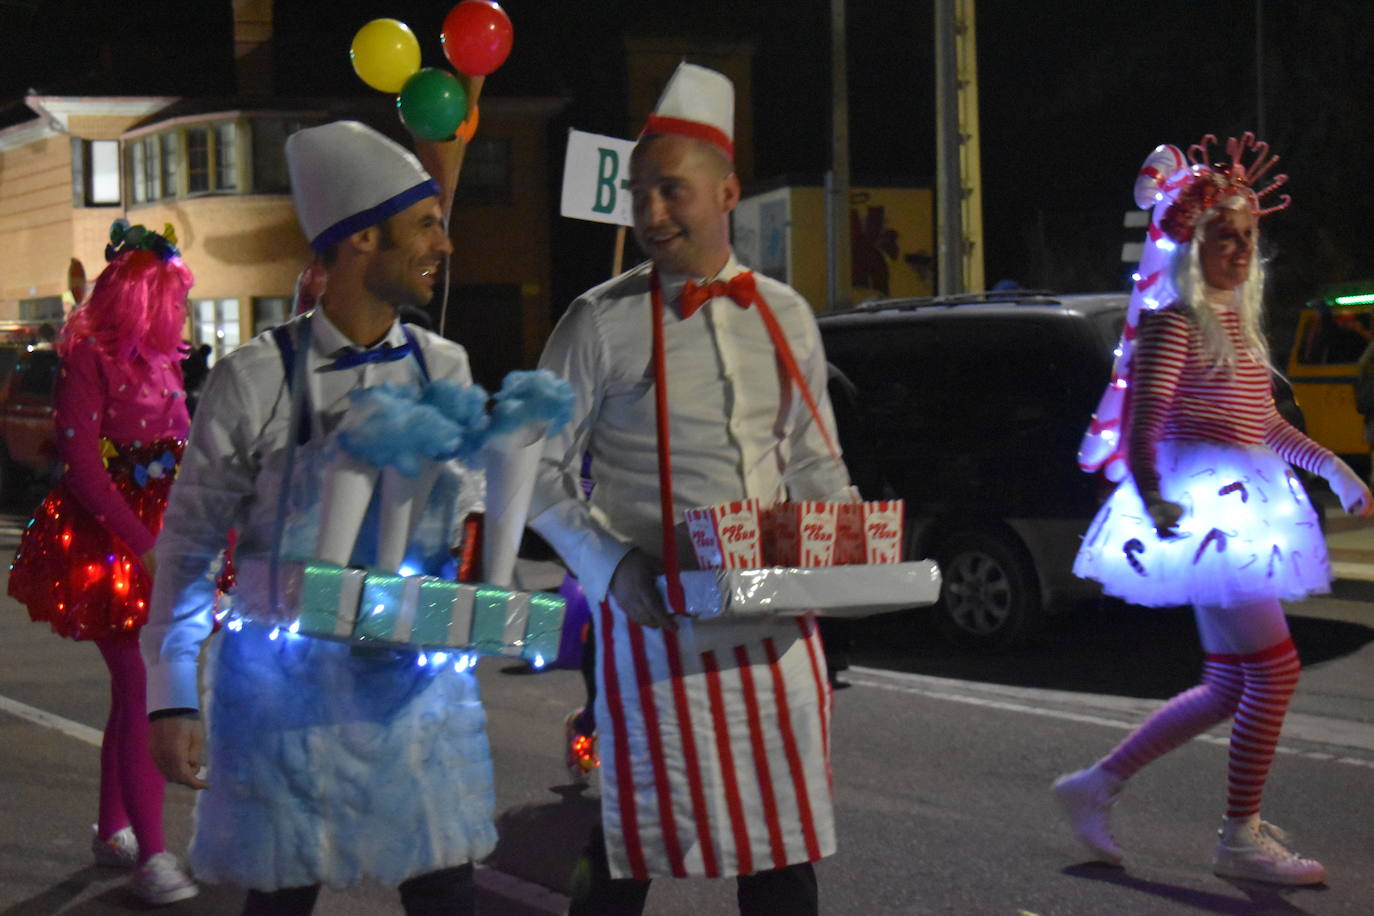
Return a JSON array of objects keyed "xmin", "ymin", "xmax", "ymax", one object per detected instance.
[{"xmin": 1284, "ymin": 285, "xmax": 1374, "ymax": 458}]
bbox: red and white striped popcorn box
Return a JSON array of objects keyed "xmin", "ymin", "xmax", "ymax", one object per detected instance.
[
  {"xmin": 773, "ymin": 501, "xmax": 839, "ymax": 567},
  {"xmin": 766, "ymin": 503, "xmax": 796, "ymax": 567},
  {"xmin": 684, "ymin": 499, "xmax": 763, "ymax": 570},
  {"xmin": 863, "ymin": 500, "xmax": 905, "ymax": 564},
  {"xmin": 833, "ymin": 501, "xmax": 867, "ymax": 565}
]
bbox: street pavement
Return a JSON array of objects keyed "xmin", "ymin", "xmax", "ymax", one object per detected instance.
[{"xmin": 2, "ymin": 505, "xmax": 1372, "ymax": 914}]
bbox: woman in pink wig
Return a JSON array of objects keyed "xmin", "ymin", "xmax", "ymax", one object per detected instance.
[{"xmin": 9, "ymin": 220, "xmax": 198, "ymax": 905}]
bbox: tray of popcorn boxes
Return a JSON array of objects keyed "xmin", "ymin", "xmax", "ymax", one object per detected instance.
[{"xmin": 659, "ymin": 499, "xmax": 941, "ymax": 619}]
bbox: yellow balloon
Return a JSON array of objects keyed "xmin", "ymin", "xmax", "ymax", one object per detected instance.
[{"xmin": 350, "ymin": 18, "xmax": 421, "ymax": 93}]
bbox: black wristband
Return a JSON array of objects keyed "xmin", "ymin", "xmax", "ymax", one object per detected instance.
[{"xmin": 148, "ymin": 707, "xmax": 200, "ymax": 722}]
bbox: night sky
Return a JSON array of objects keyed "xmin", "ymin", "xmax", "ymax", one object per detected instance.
[{"xmin": 3, "ymin": 0, "xmax": 1372, "ymax": 343}]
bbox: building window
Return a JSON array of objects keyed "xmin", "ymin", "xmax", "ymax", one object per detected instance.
[
  {"xmin": 187, "ymin": 128, "xmax": 211, "ymax": 193},
  {"xmin": 455, "ymin": 138, "xmax": 511, "ymax": 205},
  {"xmin": 142, "ymin": 135, "xmax": 161, "ymax": 201},
  {"xmin": 251, "ymin": 296, "xmax": 290, "ymax": 334},
  {"xmin": 216, "ymin": 122, "xmax": 238, "ymax": 191},
  {"xmin": 71, "ymin": 139, "xmax": 122, "ymax": 206},
  {"xmin": 18, "ymin": 296, "xmax": 64, "ymax": 321},
  {"xmin": 159, "ymin": 132, "xmax": 179, "ymax": 199},
  {"xmin": 192, "ymin": 298, "xmax": 241, "ymax": 362},
  {"xmin": 127, "ymin": 141, "xmax": 146, "ymax": 204},
  {"xmin": 252, "ymin": 117, "xmax": 316, "ymax": 193}
]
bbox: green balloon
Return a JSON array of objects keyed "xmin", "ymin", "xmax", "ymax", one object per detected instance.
[{"xmin": 397, "ymin": 68, "xmax": 469, "ymax": 141}]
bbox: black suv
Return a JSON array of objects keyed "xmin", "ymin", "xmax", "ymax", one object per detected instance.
[{"xmin": 819, "ymin": 291, "xmax": 1127, "ymax": 650}]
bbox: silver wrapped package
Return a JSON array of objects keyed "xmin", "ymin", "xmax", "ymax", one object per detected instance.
[{"xmin": 657, "ymin": 560, "xmax": 941, "ymax": 619}]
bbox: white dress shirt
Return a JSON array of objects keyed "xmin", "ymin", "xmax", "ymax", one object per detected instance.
[
  {"xmin": 142, "ymin": 308, "xmax": 477, "ymax": 712},
  {"xmin": 529, "ymin": 254, "xmax": 853, "ymax": 610}
]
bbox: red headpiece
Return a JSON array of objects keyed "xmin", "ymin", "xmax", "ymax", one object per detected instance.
[{"xmin": 1158, "ymin": 133, "xmax": 1290, "ymax": 243}]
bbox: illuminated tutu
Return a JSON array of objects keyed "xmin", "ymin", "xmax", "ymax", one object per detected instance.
[
  {"xmin": 1074, "ymin": 440, "xmax": 1330, "ymax": 608},
  {"xmin": 8, "ymin": 438, "xmax": 183, "ymax": 640}
]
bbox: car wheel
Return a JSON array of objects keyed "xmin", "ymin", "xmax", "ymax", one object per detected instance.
[{"xmin": 932, "ymin": 526, "xmax": 1042, "ymax": 652}]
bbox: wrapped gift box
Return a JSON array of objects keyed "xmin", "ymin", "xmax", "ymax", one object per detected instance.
[
  {"xmin": 234, "ymin": 555, "xmax": 365, "ymax": 638},
  {"xmin": 234, "ymin": 555, "xmax": 563, "ymax": 661},
  {"xmin": 657, "ymin": 561, "xmax": 941, "ymax": 620}
]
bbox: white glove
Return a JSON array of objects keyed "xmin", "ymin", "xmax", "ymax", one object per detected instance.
[{"xmin": 1322, "ymin": 456, "xmax": 1373, "ymax": 516}]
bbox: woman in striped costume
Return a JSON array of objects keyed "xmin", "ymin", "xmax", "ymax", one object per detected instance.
[{"xmin": 1055, "ymin": 135, "xmax": 1372, "ymax": 885}]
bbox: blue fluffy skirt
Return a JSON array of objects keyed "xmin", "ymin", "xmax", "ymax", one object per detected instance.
[
  {"xmin": 1074, "ymin": 441, "xmax": 1330, "ymax": 608},
  {"xmin": 190, "ymin": 622, "xmax": 497, "ymax": 890}
]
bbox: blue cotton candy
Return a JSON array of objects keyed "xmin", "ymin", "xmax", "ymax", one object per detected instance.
[
  {"xmin": 487, "ymin": 370, "xmax": 574, "ymax": 439},
  {"xmin": 338, "ymin": 385, "xmax": 465, "ymax": 476},
  {"xmin": 421, "ymin": 380, "xmax": 491, "ymax": 460}
]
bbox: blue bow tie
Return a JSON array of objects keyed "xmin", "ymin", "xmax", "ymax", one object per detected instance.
[{"xmin": 322, "ymin": 341, "xmax": 414, "ymax": 371}]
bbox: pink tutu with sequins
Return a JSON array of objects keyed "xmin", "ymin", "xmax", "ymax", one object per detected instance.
[{"xmin": 9, "ymin": 438, "xmax": 183, "ymax": 640}]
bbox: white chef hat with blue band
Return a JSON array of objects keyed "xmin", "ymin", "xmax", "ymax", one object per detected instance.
[{"xmin": 286, "ymin": 120, "xmax": 440, "ymax": 253}]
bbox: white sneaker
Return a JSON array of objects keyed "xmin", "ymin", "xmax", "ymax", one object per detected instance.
[
  {"xmin": 1051, "ymin": 765, "xmax": 1125, "ymax": 865},
  {"xmin": 1213, "ymin": 815, "xmax": 1326, "ymax": 885},
  {"xmin": 128, "ymin": 852, "xmax": 199, "ymax": 906},
  {"xmin": 91, "ymin": 825, "xmax": 138, "ymax": 868}
]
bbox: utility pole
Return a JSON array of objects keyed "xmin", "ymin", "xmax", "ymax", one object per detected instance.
[
  {"xmin": 828, "ymin": 0, "xmax": 851, "ymax": 311},
  {"xmin": 934, "ymin": 0, "xmax": 984, "ymax": 294}
]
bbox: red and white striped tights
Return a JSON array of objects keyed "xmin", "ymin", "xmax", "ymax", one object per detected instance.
[{"xmin": 1099, "ymin": 604, "xmax": 1301, "ymax": 819}]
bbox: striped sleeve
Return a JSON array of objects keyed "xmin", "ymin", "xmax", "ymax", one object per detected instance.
[
  {"xmin": 1128, "ymin": 307, "xmax": 1192, "ymax": 497},
  {"xmin": 1263, "ymin": 407, "xmax": 1334, "ymax": 475}
]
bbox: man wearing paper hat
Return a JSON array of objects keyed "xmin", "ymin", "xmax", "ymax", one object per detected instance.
[
  {"xmin": 531, "ymin": 62, "xmax": 854, "ymax": 913},
  {"xmin": 142, "ymin": 121, "xmax": 496, "ymax": 910}
]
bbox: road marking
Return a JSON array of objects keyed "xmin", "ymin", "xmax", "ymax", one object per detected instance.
[
  {"xmin": 847, "ymin": 666, "xmax": 1374, "ymax": 770},
  {"xmin": 0, "ymin": 693, "xmax": 103, "ymax": 747},
  {"xmin": 0, "ymin": 691, "xmax": 570, "ymax": 912},
  {"xmin": 476, "ymin": 865, "xmax": 568, "ymax": 914}
]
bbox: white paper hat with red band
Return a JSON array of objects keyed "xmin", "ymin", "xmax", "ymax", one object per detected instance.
[
  {"xmin": 286, "ymin": 121, "xmax": 440, "ymax": 254},
  {"xmin": 640, "ymin": 62, "xmax": 735, "ymax": 162}
]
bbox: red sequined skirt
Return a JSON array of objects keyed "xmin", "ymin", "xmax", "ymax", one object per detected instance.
[{"xmin": 9, "ymin": 438, "xmax": 183, "ymax": 641}]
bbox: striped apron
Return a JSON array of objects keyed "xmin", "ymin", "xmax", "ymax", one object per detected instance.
[{"xmin": 594, "ymin": 604, "xmax": 834, "ymax": 879}]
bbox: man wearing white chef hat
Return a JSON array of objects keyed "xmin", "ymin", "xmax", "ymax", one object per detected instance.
[
  {"xmin": 531, "ymin": 61, "xmax": 856, "ymax": 914},
  {"xmin": 142, "ymin": 120, "xmax": 495, "ymax": 913}
]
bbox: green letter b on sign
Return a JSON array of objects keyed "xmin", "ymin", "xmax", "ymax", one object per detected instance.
[{"xmin": 593, "ymin": 149, "xmax": 619, "ymax": 214}]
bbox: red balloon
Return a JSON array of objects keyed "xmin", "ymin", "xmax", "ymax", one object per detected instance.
[{"xmin": 441, "ymin": 1, "xmax": 514, "ymax": 76}]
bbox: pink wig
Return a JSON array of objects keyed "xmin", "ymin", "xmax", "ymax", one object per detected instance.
[{"xmin": 59, "ymin": 249, "xmax": 193, "ymax": 369}]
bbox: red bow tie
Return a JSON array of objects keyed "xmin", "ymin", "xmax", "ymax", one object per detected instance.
[{"xmin": 679, "ymin": 271, "xmax": 758, "ymax": 318}]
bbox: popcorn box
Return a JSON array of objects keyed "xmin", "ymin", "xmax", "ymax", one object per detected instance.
[
  {"xmin": 684, "ymin": 499, "xmax": 763, "ymax": 569},
  {"xmin": 833, "ymin": 503, "xmax": 866, "ymax": 565},
  {"xmin": 863, "ymin": 500, "xmax": 905, "ymax": 564},
  {"xmin": 772, "ymin": 501, "xmax": 839, "ymax": 567},
  {"xmin": 769, "ymin": 503, "xmax": 797, "ymax": 567}
]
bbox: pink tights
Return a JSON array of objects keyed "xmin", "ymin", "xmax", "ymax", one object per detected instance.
[{"xmin": 95, "ymin": 636, "xmax": 166, "ymax": 865}]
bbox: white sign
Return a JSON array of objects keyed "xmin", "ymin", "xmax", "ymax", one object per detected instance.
[{"xmin": 560, "ymin": 128, "xmax": 637, "ymax": 227}]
